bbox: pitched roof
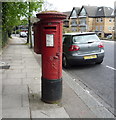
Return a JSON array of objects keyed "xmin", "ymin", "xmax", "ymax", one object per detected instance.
[
  {"xmin": 96, "ymin": 7, "xmax": 114, "ymax": 17},
  {"xmin": 63, "ymin": 11, "xmax": 71, "ymax": 18},
  {"xmin": 79, "ymin": 5, "xmax": 98, "ymax": 17},
  {"xmin": 74, "ymin": 7, "xmax": 81, "ymax": 14},
  {"xmin": 69, "ymin": 5, "xmax": 114, "ymax": 18},
  {"xmin": 69, "ymin": 7, "xmax": 80, "ymax": 18},
  {"xmin": 114, "ymin": 1, "xmax": 116, "ymax": 10}
]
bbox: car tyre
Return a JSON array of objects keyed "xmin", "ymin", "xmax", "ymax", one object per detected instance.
[
  {"xmin": 95, "ymin": 60, "xmax": 103, "ymax": 64},
  {"xmin": 62, "ymin": 55, "xmax": 70, "ymax": 68}
]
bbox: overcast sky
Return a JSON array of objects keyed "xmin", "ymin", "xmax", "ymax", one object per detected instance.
[{"xmin": 45, "ymin": 0, "xmax": 116, "ymax": 12}]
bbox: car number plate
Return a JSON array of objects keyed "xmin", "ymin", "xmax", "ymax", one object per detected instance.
[{"xmin": 84, "ymin": 55, "xmax": 97, "ymax": 60}]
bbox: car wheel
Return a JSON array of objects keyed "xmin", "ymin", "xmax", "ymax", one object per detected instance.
[
  {"xmin": 95, "ymin": 60, "xmax": 103, "ymax": 64},
  {"xmin": 62, "ymin": 56, "xmax": 70, "ymax": 68}
]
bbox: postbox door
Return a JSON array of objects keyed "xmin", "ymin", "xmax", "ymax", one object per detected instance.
[{"xmin": 42, "ymin": 24, "xmax": 62, "ymax": 80}]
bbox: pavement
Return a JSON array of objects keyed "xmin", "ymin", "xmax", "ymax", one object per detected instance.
[{"xmin": 1, "ymin": 36, "xmax": 115, "ymax": 119}]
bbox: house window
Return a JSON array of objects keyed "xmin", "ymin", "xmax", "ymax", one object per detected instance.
[
  {"xmin": 79, "ymin": 18, "xmax": 86, "ymax": 24},
  {"xmin": 99, "ymin": 18, "xmax": 103, "ymax": 22},
  {"xmin": 96, "ymin": 26, "xmax": 98, "ymax": 31},
  {"xmin": 96, "ymin": 18, "xmax": 99, "ymax": 22},
  {"xmin": 80, "ymin": 27, "xmax": 86, "ymax": 32},
  {"xmin": 99, "ymin": 8, "xmax": 102, "ymax": 11},
  {"xmin": 72, "ymin": 27, "xmax": 77, "ymax": 32},
  {"xmin": 71, "ymin": 19, "xmax": 77, "ymax": 26},
  {"xmin": 109, "ymin": 18, "xmax": 112, "ymax": 22},
  {"xmin": 100, "ymin": 18, "xmax": 103, "ymax": 22},
  {"xmin": 108, "ymin": 26, "xmax": 112, "ymax": 31},
  {"xmin": 100, "ymin": 26, "xmax": 103, "ymax": 31}
]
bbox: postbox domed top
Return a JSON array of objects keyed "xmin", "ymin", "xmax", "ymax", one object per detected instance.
[{"xmin": 36, "ymin": 11, "xmax": 67, "ymax": 20}]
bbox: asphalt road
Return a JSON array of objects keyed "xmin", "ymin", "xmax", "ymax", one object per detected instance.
[{"xmin": 63, "ymin": 40, "xmax": 116, "ymax": 115}]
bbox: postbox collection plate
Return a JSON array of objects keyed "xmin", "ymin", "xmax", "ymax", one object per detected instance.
[{"xmin": 46, "ymin": 34, "xmax": 54, "ymax": 47}]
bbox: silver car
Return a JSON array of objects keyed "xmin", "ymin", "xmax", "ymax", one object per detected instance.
[
  {"xmin": 20, "ymin": 32, "xmax": 27, "ymax": 37},
  {"xmin": 63, "ymin": 32, "xmax": 104, "ymax": 68}
]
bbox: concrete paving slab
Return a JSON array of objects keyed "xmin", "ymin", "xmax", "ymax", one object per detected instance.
[
  {"xmin": 23, "ymin": 58, "xmax": 37, "ymax": 62},
  {"xmin": 23, "ymin": 78, "xmax": 40, "ymax": 85},
  {"xmin": 10, "ymin": 60, "xmax": 23, "ymax": 63},
  {"xmin": 3, "ymin": 94, "xmax": 23, "ymax": 109},
  {"xmin": 28, "ymin": 84, "xmax": 41, "ymax": 94},
  {"xmin": 9, "ymin": 61, "xmax": 23, "ymax": 65},
  {"xmin": 26, "ymin": 72, "xmax": 41, "ymax": 78},
  {"xmin": 24, "ymin": 63, "xmax": 39, "ymax": 67},
  {"xmin": 25, "ymin": 66, "xmax": 39, "ymax": 69},
  {"xmin": 2, "ymin": 78, "xmax": 22, "ymax": 85},
  {"xmin": 0, "ymin": 71, "xmax": 2, "ymax": 95},
  {"xmin": 0, "ymin": 94, "xmax": 2, "ymax": 119},
  {"xmin": 28, "ymin": 91, "xmax": 69, "ymax": 118},
  {"xmin": 31, "ymin": 107, "xmax": 70, "ymax": 118},
  {"xmin": 2, "ymin": 74, "xmax": 8, "ymax": 81},
  {"xmin": 4, "ymin": 69, "xmax": 22, "ymax": 74},
  {"xmin": 22, "ymin": 55, "xmax": 35, "ymax": 58},
  {"xmin": 2, "ymin": 94, "xmax": 29, "ymax": 109},
  {"xmin": 22, "ymin": 68, "xmax": 40, "ymax": 73},
  {"xmin": 2, "ymin": 85, "xmax": 28, "ymax": 95},
  {"xmin": 3, "ymin": 108, "xmax": 30, "ymax": 118},
  {"xmin": 7, "ymin": 73, "xmax": 26, "ymax": 79},
  {"xmin": 0, "ymin": 85, "xmax": 2, "ymax": 95},
  {"xmin": 10, "ymin": 66, "xmax": 24, "ymax": 70}
]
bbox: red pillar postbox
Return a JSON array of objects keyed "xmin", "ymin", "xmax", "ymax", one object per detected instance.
[
  {"xmin": 36, "ymin": 11, "xmax": 66, "ymax": 103},
  {"xmin": 33, "ymin": 22, "xmax": 42, "ymax": 54}
]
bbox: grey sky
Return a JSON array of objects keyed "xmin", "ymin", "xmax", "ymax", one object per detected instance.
[{"xmin": 46, "ymin": 0, "xmax": 115, "ymax": 12}]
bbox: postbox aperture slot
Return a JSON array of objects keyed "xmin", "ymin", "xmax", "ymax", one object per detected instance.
[{"xmin": 44, "ymin": 26, "xmax": 56, "ymax": 30}]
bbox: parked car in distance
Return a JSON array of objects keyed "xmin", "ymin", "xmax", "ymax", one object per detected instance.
[
  {"xmin": 62, "ymin": 32, "xmax": 104, "ymax": 68},
  {"xmin": 20, "ymin": 31, "xmax": 27, "ymax": 37},
  {"xmin": 106, "ymin": 35, "xmax": 112, "ymax": 39}
]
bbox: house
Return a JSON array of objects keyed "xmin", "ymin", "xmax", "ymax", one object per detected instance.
[
  {"xmin": 95, "ymin": 6, "xmax": 114, "ymax": 38},
  {"xmin": 78, "ymin": 5, "xmax": 98, "ymax": 32},
  {"xmin": 66, "ymin": 5, "xmax": 114, "ymax": 38},
  {"xmin": 63, "ymin": 11, "xmax": 71, "ymax": 28},
  {"xmin": 68, "ymin": 7, "xmax": 80, "ymax": 32}
]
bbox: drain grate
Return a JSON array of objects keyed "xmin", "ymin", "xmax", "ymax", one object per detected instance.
[{"xmin": 0, "ymin": 61, "xmax": 10, "ymax": 69}]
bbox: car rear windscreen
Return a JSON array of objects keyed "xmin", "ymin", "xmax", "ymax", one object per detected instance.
[{"xmin": 72, "ymin": 34, "xmax": 100, "ymax": 43}]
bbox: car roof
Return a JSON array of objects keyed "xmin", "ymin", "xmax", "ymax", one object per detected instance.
[{"xmin": 63, "ymin": 32, "xmax": 96, "ymax": 36}]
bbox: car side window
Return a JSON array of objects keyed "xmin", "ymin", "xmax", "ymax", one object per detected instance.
[
  {"xmin": 62, "ymin": 36, "xmax": 66, "ymax": 43},
  {"xmin": 63, "ymin": 36, "xmax": 71, "ymax": 45}
]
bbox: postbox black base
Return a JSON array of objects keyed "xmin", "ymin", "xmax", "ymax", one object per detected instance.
[{"xmin": 41, "ymin": 77, "xmax": 62, "ymax": 104}]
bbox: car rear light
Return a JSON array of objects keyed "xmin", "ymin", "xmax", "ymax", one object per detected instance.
[
  {"xmin": 69, "ymin": 45, "xmax": 80, "ymax": 51},
  {"xmin": 98, "ymin": 42, "xmax": 104, "ymax": 48}
]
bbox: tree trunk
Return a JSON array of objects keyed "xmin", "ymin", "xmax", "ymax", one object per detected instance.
[
  {"xmin": 29, "ymin": 25, "xmax": 32, "ymax": 48},
  {"xmin": 26, "ymin": 2, "xmax": 32, "ymax": 48},
  {"xmin": 27, "ymin": 19, "xmax": 30, "ymax": 44}
]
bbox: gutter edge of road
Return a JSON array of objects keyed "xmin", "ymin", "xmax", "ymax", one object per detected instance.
[{"xmin": 62, "ymin": 70, "xmax": 115, "ymax": 118}]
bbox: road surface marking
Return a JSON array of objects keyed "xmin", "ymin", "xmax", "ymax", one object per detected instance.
[{"xmin": 106, "ymin": 65, "xmax": 116, "ymax": 71}]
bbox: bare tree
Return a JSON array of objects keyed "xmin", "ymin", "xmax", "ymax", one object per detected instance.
[{"xmin": 42, "ymin": 0, "xmax": 57, "ymax": 11}]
